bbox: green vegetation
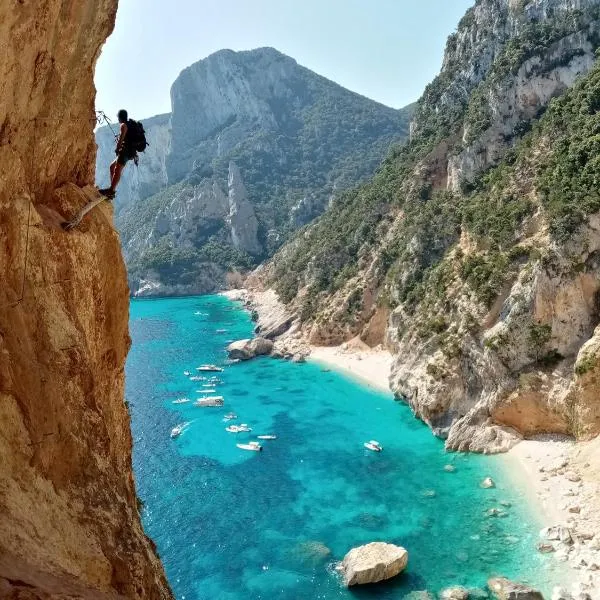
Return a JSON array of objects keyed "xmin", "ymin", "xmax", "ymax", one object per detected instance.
[
  {"xmin": 575, "ymin": 352, "xmax": 597, "ymax": 376},
  {"xmin": 117, "ymin": 65, "xmax": 415, "ymax": 288},
  {"xmin": 269, "ymin": 4, "xmax": 600, "ymax": 340}
]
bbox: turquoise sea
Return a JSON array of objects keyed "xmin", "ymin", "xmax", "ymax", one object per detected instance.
[{"xmin": 127, "ymin": 295, "xmax": 553, "ymax": 599}]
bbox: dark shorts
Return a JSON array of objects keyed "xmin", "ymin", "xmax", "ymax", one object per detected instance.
[{"xmin": 117, "ymin": 149, "xmax": 136, "ymax": 166}]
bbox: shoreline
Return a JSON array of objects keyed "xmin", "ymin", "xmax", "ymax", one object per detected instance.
[
  {"xmin": 223, "ymin": 287, "xmax": 600, "ymax": 595},
  {"xmin": 309, "ymin": 342, "xmax": 394, "ymax": 395}
]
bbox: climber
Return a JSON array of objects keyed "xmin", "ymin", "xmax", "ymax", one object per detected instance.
[{"xmin": 98, "ymin": 109, "xmax": 136, "ymax": 199}]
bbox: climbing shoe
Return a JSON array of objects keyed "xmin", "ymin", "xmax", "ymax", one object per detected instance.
[{"xmin": 98, "ymin": 187, "xmax": 115, "ymax": 199}]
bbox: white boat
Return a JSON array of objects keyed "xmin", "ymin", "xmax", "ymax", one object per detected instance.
[
  {"xmin": 170, "ymin": 422, "xmax": 189, "ymax": 438},
  {"xmin": 364, "ymin": 440, "xmax": 383, "ymax": 452},
  {"xmin": 194, "ymin": 396, "xmax": 224, "ymax": 407},
  {"xmin": 237, "ymin": 441, "xmax": 262, "ymax": 452},
  {"xmin": 257, "ymin": 435, "xmax": 277, "ymax": 440},
  {"xmin": 197, "ymin": 364, "xmax": 224, "ymax": 372},
  {"xmin": 208, "ymin": 377, "xmax": 223, "ymax": 385},
  {"xmin": 223, "ymin": 413, "xmax": 237, "ymax": 421},
  {"xmin": 172, "ymin": 398, "xmax": 190, "ymax": 404},
  {"xmin": 189, "ymin": 376, "xmax": 205, "ymax": 382},
  {"xmin": 226, "ymin": 424, "xmax": 251, "ymax": 432},
  {"xmin": 216, "ymin": 329, "xmax": 227, "ymax": 333},
  {"xmin": 202, "ymin": 383, "xmax": 215, "ymax": 387},
  {"xmin": 196, "ymin": 389, "xmax": 217, "ymax": 394},
  {"xmin": 183, "ymin": 371, "xmax": 191, "ymax": 376}
]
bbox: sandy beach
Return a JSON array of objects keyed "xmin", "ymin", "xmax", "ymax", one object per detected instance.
[
  {"xmin": 309, "ymin": 340, "xmax": 394, "ymax": 395},
  {"xmin": 309, "ymin": 340, "xmax": 600, "ymax": 596}
]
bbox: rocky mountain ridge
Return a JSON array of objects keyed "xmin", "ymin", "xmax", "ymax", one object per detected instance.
[
  {"xmin": 265, "ymin": 0, "xmax": 600, "ymax": 453},
  {"xmin": 0, "ymin": 1, "xmax": 170, "ymax": 596},
  {"xmin": 96, "ymin": 48, "xmax": 414, "ymax": 296}
]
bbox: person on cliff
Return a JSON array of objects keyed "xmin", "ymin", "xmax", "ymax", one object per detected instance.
[
  {"xmin": 98, "ymin": 109, "xmax": 138, "ymax": 199},
  {"xmin": 62, "ymin": 110, "xmax": 147, "ymax": 230}
]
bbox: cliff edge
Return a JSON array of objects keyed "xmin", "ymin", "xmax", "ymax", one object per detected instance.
[{"xmin": 0, "ymin": 1, "xmax": 171, "ymax": 597}]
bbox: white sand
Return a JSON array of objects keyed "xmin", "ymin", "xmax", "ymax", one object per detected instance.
[
  {"xmin": 309, "ymin": 341, "xmax": 393, "ymax": 395},
  {"xmin": 503, "ymin": 435, "xmax": 600, "ymax": 594}
]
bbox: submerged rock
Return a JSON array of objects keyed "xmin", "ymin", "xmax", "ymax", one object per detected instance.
[
  {"xmin": 226, "ymin": 337, "xmax": 274, "ymax": 360},
  {"xmin": 340, "ymin": 542, "xmax": 408, "ymax": 586},
  {"xmin": 481, "ymin": 477, "xmax": 496, "ymax": 489},
  {"xmin": 440, "ymin": 587, "xmax": 470, "ymax": 600},
  {"xmin": 488, "ymin": 577, "xmax": 544, "ymax": 600}
]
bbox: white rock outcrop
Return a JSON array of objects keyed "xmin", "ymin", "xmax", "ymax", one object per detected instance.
[
  {"xmin": 340, "ymin": 542, "xmax": 408, "ymax": 586},
  {"xmin": 227, "ymin": 337, "xmax": 274, "ymax": 360}
]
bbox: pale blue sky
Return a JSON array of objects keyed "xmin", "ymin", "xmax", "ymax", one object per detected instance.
[{"xmin": 95, "ymin": 0, "xmax": 474, "ymax": 121}]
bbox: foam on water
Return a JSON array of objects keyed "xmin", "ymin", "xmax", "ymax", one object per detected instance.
[{"xmin": 127, "ymin": 295, "xmax": 555, "ymax": 599}]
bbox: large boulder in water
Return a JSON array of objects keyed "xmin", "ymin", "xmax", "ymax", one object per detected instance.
[
  {"xmin": 227, "ymin": 337, "xmax": 273, "ymax": 360},
  {"xmin": 488, "ymin": 578, "xmax": 544, "ymax": 600},
  {"xmin": 340, "ymin": 542, "xmax": 408, "ymax": 586}
]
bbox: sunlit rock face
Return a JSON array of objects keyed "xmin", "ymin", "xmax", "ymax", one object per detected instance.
[{"xmin": 0, "ymin": 1, "xmax": 171, "ymax": 597}]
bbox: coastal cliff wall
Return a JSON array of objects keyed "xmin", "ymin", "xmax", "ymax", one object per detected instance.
[
  {"xmin": 0, "ymin": 1, "xmax": 171, "ymax": 597},
  {"xmin": 266, "ymin": 0, "xmax": 600, "ymax": 453}
]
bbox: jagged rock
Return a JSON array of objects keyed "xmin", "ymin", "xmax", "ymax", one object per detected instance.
[
  {"xmin": 440, "ymin": 587, "xmax": 470, "ymax": 600},
  {"xmin": 0, "ymin": 1, "xmax": 170, "ymax": 596},
  {"xmin": 227, "ymin": 337, "xmax": 274, "ymax": 360},
  {"xmin": 488, "ymin": 577, "xmax": 544, "ymax": 600},
  {"xmin": 537, "ymin": 542, "xmax": 556, "ymax": 553},
  {"xmin": 340, "ymin": 542, "xmax": 408, "ymax": 586},
  {"xmin": 228, "ymin": 162, "xmax": 262, "ymax": 255}
]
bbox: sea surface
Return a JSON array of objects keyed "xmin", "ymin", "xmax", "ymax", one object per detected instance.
[{"xmin": 127, "ymin": 295, "xmax": 553, "ymax": 599}]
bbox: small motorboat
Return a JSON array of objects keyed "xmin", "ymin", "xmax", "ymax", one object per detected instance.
[
  {"xmin": 189, "ymin": 376, "xmax": 205, "ymax": 382},
  {"xmin": 202, "ymin": 383, "xmax": 216, "ymax": 387},
  {"xmin": 183, "ymin": 370, "xmax": 191, "ymax": 376},
  {"xmin": 197, "ymin": 364, "xmax": 224, "ymax": 372},
  {"xmin": 194, "ymin": 396, "xmax": 224, "ymax": 406},
  {"xmin": 257, "ymin": 435, "xmax": 277, "ymax": 440},
  {"xmin": 194, "ymin": 396, "xmax": 224, "ymax": 407},
  {"xmin": 364, "ymin": 440, "xmax": 383, "ymax": 452},
  {"xmin": 172, "ymin": 398, "xmax": 190, "ymax": 404},
  {"xmin": 237, "ymin": 441, "xmax": 262, "ymax": 452},
  {"xmin": 196, "ymin": 389, "xmax": 217, "ymax": 394},
  {"xmin": 208, "ymin": 377, "xmax": 223, "ymax": 385},
  {"xmin": 216, "ymin": 328, "xmax": 227, "ymax": 333},
  {"xmin": 226, "ymin": 424, "xmax": 251, "ymax": 432},
  {"xmin": 170, "ymin": 422, "xmax": 189, "ymax": 438},
  {"xmin": 223, "ymin": 413, "xmax": 238, "ymax": 421}
]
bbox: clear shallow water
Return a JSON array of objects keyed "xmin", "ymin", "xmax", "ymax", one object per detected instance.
[{"xmin": 128, "ymin": 295, "xmax": 551, "ymax": 599}]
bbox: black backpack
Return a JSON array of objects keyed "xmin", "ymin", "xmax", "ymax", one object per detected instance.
[{"xmin": 126, "ymin": 119, "xmax": 148, "ymax": 153}]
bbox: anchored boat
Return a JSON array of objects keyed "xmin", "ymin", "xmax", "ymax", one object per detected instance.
[
  {"xmin": 236, "ymin": 441, "xmax": 262, "ymax": 452},
  {"xmin": 364, "ymin": 440, "xmax": 383, "ymax": 452},
  {"xmin": 194, "ymin": 396, "xmax": 224, "ymax": 407}
]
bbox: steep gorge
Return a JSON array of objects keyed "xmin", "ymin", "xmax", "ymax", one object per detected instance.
[
  {"xmin": 266, "ymin": 0, "xmax": 600, "ymax": 453},
  {"xmin": 0, "ymin": 1, "xmax": 170, "ymax": 597}
]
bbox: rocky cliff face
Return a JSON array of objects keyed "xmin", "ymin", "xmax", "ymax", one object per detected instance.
[
  {"xmin": 267, "ymin": 0, "xmax": 600, "ymax": 453},
  {"xmin": 97, "ymin": 47, "xmax": 414, "ymax": 296},
  {"xmin": 0, "ymin": 1, "xmax": 171, "ymax": 597}
]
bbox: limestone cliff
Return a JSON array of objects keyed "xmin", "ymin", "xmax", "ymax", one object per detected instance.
[
  {"xmin": 98, "ymin": 47, "xmax": 414, "ymax": 296},
  {"xmin": 228, "ymin": 161, "xmax": 261, "ymax": 255},
  {"xmin": 267, "ymin": 0, "xmax": 600, "ymax": 453},
  {"xmin": 0, "ymin": 1, "xmax": 171, "ymax": 597}
]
